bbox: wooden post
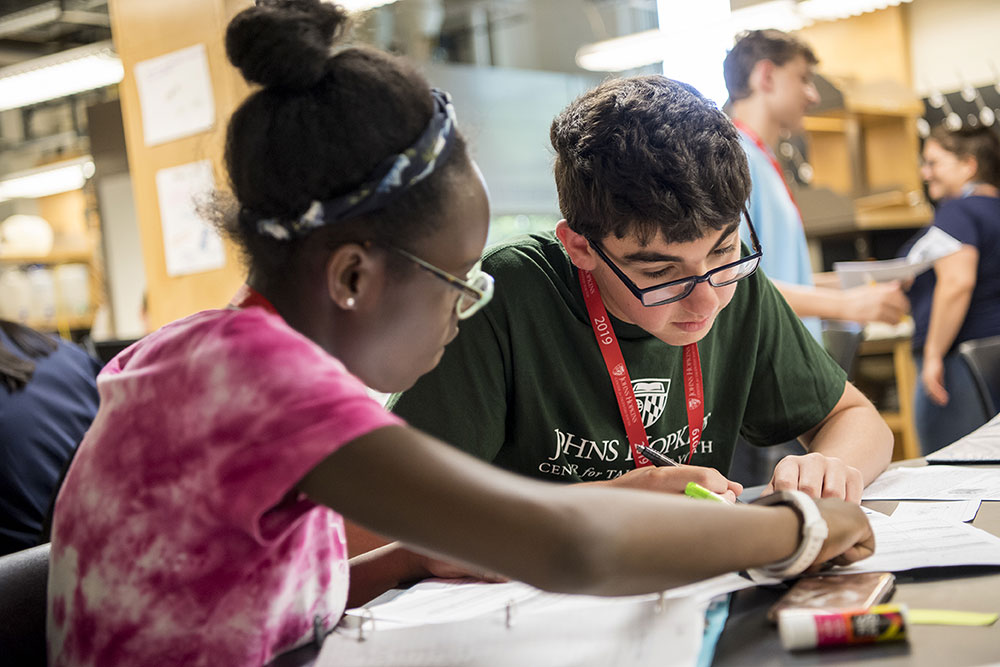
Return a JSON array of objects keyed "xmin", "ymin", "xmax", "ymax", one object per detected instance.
[{"xmin": 108, "ymin": 0, "xmax": 252, "ymax": 329}]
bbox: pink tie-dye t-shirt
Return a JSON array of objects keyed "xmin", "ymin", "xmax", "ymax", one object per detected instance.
[{"xmin": 47, "ymin": 307, "xmax": 402, "ymax": 666}]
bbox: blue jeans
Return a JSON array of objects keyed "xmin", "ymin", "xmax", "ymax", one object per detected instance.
[{"xmin": 913, "ymin": 352, "xmax": 988, "ymax": 455}]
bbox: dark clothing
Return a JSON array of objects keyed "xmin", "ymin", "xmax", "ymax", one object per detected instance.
[
  {"xmin": 0, "ymin": 329, "xmax": 100, "ymax": 554},
  {"xmin": 904, "ymin": 196, "xmax": 1000, "ymax": 352},
  {"xmin": 390, "ymin": 232, "xmax": 846, "ymax": 483}
]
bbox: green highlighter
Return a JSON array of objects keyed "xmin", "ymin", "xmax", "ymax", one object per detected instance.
[{"xmin": 684, "ymin": 481, "xmax": 730, "ymax": 504}]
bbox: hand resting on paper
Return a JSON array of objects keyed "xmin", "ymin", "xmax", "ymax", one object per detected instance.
[
  {"xmin": 808, "ymin": 499, "xmax": 875, "ymax": 572},
  {"xmin": 588, "ymin": 464, "xmax": 743, "ymax": 503},
  {"xmin": 764, "ymin": 452, "xmax": 865, "ymax": 504}
]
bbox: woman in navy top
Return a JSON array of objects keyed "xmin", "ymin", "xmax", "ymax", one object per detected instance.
[
  {"xmin": 0, "ymin": 320, "xmax": 100, "ymax": 554},
  {"xmin": 904, "ymin": 126, "xmax": 1000, "ymax": 453}
]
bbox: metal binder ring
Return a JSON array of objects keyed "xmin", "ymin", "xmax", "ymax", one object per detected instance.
[{"xmin": 356, "ymin": 608, "xmax": 375, "ymax": 642}]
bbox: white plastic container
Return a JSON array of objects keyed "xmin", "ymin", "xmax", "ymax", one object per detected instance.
[
  {"xmin": 25, "ymin": 266, "xmax": 57, "ymax": 323},
  {"xmin": 0, "ymin": 268, "xmax": 32, "ymax": 321},
  {"xmin": 54, "ymin": 263, "xmax": 90, "ymax": 318}
]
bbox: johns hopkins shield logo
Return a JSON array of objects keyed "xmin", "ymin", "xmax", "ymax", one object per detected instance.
[{"xmin": 633, "ymin": 379, "xmax": 670, "ymax": 429}]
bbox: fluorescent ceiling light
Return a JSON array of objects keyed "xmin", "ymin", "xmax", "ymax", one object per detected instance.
[
  {"xmin": 576, "ymin": 29, "xmax": 666, "ymax": 73},
  {"xmin": 0, "ymin": 157, "xmax": 95, "ymax": 202},
  {"xmin": 333, "ymin": 0, "xmax": 399, "ymax": 10},
  {"xmin": 0, "ymin": 40, "xmax": 123, "ymax": 112},
  {"xmin": 0, "ymin": 1, "xmax": 60, "ymax": 38},
  {"xmin": 731, "ymin": 0, "xmax": 807, "ymax": 32},
  {"xmin": 576, "ymin": 0, "xmax": 913, "ymax": 73},
  {"xmin": 799, "ymin": 0, "xmax": 910, "ymax": 22}
]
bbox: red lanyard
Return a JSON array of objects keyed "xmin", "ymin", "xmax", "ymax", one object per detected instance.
[
  {"xmin": 578, "ymin": 269, "xmax": 703, "ymax": 465},
  {"xmin": 229, "ymin": 284, "xmax": 277, "ymax": 313},
  {"xmin": 733, "ymin": 120, "xmax": 803, "ymax": 226}
]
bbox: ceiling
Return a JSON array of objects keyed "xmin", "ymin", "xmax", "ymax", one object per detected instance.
[{"xmin": 0, "ymin": 0, "xmax": 110, "ymax": 67}]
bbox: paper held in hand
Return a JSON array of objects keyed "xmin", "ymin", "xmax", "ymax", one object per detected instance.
[{"xmin": 833, "ymin": 227, "xmax": 962, "ymax": 289}]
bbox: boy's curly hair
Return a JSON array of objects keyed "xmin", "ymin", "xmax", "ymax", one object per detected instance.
[{"xmin": 551, "ymin": 76, "xmax": 751, "ymax": 245}]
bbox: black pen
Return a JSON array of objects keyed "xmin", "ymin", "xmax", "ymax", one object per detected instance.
[
  {"xmin": 635, "ymin": 444, "xmax": 744, "ymax": 503},
  {"xmin": 635, "ymin": 444, "xmax": 681, "ymax": 467}
]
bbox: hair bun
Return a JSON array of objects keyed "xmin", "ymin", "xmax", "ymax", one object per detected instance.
[{"xmin": 226, "ymin": 0, "xmax": 348, "ymax": 90}]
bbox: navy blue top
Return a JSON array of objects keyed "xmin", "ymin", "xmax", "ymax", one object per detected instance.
[
  {"xmin": 902, "ymin": 196, "xmax": 1000, "ymax": 352},
  {"xmin": 0, "ymin": 329, "xmax": 100, "ymax": 555}
]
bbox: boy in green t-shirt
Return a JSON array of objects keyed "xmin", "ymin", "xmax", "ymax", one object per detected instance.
[{"xmin": 389, "ymin": 75, "xmax": 892, "ymax": 514}]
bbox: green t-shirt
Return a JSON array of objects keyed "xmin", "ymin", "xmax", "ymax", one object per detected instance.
[{"xmin": 390, "ymin": 232, "xmax": 846, "ymax": 483}]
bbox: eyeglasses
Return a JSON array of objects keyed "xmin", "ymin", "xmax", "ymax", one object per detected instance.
[
  {"xmin": 588, "ymin": 211, "xmax": 763, "ymax": 307},
  {"xmin": 387, "ymin": 246, "xmax": 495, "ymax": 320}
]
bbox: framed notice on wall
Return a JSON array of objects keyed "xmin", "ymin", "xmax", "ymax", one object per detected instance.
[
  {"xmin": 155, "ymin": 160, "xmax": 226, "ymax": 277},
  {"xmin": 134, "ymin": 43, "xmax": 216, "ymax": 146}
]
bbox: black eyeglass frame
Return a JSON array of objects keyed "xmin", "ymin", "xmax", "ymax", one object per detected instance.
[
  {"xmin": 384, "ymin": 245, "xmax": 495, "ymax": 320},
  {"xmin": 587, "ymin": 210, "xmax": 764, "ymax": 307}
]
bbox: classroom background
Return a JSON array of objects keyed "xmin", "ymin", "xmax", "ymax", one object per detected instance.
[{"xmin": 0, "ymin": 0, "xmax": 998, "ymax": 461}]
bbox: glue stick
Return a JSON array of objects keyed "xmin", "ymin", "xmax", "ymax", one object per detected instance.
[{"xmin": 778, "ymin": 604, "xmax": 909, "ymax": 651}]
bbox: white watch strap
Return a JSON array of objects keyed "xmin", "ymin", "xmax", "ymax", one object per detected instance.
[{"xmin": 746, "ymin": 490, "xmax": 828, "ymax": 580}]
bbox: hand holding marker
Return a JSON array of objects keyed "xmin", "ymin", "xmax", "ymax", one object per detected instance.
[{"xmin": 635, "ymin": 444, "xmax": 741, "ymax": 504}]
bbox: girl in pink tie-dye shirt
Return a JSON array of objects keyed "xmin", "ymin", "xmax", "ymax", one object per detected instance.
[{"xmin": 48, "ymin": 2, "xmax": 876, "ymax": 665}]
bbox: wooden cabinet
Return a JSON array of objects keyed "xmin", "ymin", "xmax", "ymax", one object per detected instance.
[
  {"xmin": 856, "ymin": 335, "xmax": 922, "ymax": 461},
  {"xmin": 0, "ymin": 248, "xmax": 97, "ymax": 336},
  {"xmin": 0, "ymin": 189, "xmax": 102, "ymax": 338},
  {"xmin": 800, "ymin": 77, "xmax": 933, "ymax": 240},
  {"xmin": 793, "ymin": 76, "xmax": 929, "ymax": 459}
]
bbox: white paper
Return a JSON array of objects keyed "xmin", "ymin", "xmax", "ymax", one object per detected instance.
[
  {"xmin": 833, "ymin": 227, "xmax": 962, "ymax": 289},
  {"xmin": 134, "ymin": 43, "xmax": 216, "ymax": 146},
  {"xmin": 926, "ymin": 411, "xmax": 1000, "ymax": 464},
  {"xmin": 343, "ymin": 572, "xmax": 754, "ymax": 630},
  {"xmin": 862, "ymin": 465, "xmax": 1000, "ymax": 500},
  {"xmin": 835, "ymin": 509, "xmax": 1000, "ymax": 573},
  {"xmin": 891, "ymin": 500, "xmax": 982, "ymax": 523},
  {"xmin": 906, "ymin": 226, "xmax": 964, "ymax": 265},
  {"xmin": 155, "ymin": 160, "xmax": 226, "ymax": 276},
  {"xmin": 324, "ymin": 586, "xmax": 706, "ymax": 667}
]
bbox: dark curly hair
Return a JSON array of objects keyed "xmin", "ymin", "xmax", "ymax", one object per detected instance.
[
  {"xmin": 0, "ymin": 320, "xmax": 57, "ymax": 392},
  {"xmin": 723, "ymin": 29, "xmax": 818, "ymax": 103},
  {"xmin": 215, "ymin": 0, "xmax": 471, "ymax": 292},
  {"xmin": 929, "ymin": 125, "xmax": 1000, "ymax": 190},
  {"xmin": 550, "ymin": 76, "xmax": 751, "ymax": 245}
]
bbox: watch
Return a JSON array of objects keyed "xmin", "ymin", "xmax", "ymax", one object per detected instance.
[{"xmin": 746, "ymin": 490, "xmax": 828, "ymax": 581}]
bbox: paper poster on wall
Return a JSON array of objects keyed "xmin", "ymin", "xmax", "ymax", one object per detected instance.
[
  {"xmin": 155, "ymin": 160, "xmax": 225, "ymax": 277},
  {"xmin": 134, "ymin": 43, "xmax": 215, "ymax": 146}
]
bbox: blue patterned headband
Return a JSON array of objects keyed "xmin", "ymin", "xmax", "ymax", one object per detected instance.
[{"xmin": 254, "ymin": 88, "xmax": 458, "ymax": 240}]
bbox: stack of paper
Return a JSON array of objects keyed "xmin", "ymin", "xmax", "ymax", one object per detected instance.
[
  {"xmin": 323, "ymin": 581, "xmax": 712, "ymax": 667},
  {"xmin": 862, "ymin": 466, "xmax": 1000, "ymax": 501},
  {"xmin": 833, "ymin": 226, "xmax": 962, "ymax": 289},
  {"xmin": 835, "ymin": 508, "xmax": 1000, "ymax": 574},
  {"xmin": 926, "ymin": 412, "xmax": 1000, "ymax": 464}
]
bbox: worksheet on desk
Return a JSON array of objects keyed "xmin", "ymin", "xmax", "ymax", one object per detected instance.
[
  {"xmin": 326, "ymin": 585, "xmax": 709, "ymax": 667},
  {"xmin": 926, "ymin": 412, "xmax": 1000, "ymax": 464},
  {"xmin": 891, "ymin": 500, "xmax": 982, "ymax": 523},
  {"xmin": 862, "ymin": 465, "xmax": 1000, "ymax": 500},
  {"xmin": 833, "ymin": 509, "xmax": 1000, "ymax": 574},
  {"xmin": 342, "ymin": 572, "xmax": 756, "ymax": 628}
]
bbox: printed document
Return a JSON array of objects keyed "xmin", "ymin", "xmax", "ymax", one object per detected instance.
[
  {"xmin": 862, "ymin": 465, "xmax": 1000, "ymax": 500},
  {"xmin": 891, "ymin": 500, "xmax": 982, "ymax": 523},
  {"xmin": 926, "ymin": 412, "xmax": 1000, "ymax": 464},
  {"xmin": 341, "ymin": 572, "xmax": 756, "ymax": 629},
  {"xmin": 834, "ymin": 227, "xmax": 962, "ymax": 289},
  {"xmin": 323, "ymin": 582, "xmax": 709, "ymax": 666},
  {"xmin": 835, "ymin": 509, "xmax": 1000, "ymax": 574}
]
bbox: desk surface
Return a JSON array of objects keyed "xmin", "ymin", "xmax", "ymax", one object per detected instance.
[{"xmin": 712, "ymin": 500, "xmax": 1000, "ymax": 666}]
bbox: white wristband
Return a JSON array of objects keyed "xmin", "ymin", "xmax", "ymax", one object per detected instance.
[{"xmin": 746, "ymin": 490, "xmax": 828, "ymax": 581}]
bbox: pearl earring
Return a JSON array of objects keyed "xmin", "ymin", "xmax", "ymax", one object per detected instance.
[{"xmin": 345, "ymin": 297, "xmax": 356, "ymax": 309}]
